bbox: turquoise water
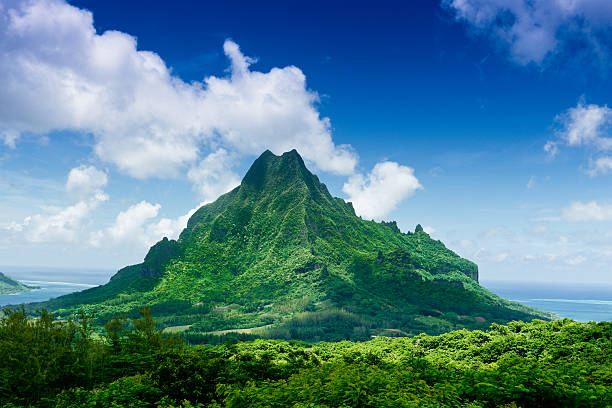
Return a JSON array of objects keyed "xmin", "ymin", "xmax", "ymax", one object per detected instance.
[
  {"xmin": 0, "ymin": 266, "xmax": 112, "ymax": 308},
  {"xmin": 482, "ymin": 280, "xmax": 612, "ymax": 322},
  {"xmin": 1, "ymin": 273, "xmax": 610, "ymax": 323},
  {"xmin": 0, "ymin": 280, "xmax": 97, "ymax": 307}
]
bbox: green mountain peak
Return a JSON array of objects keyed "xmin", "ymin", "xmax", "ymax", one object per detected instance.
[
  {"xmin": 239, "ymin": 149, "xmax": 330, "ymax": 200},
  {"xmin": 34, "ymin": 149, "xmax": 552, "ymax": 342}
]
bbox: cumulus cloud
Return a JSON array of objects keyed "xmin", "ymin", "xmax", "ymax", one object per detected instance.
[
  {"xmin": 90, "ymin": 201, "xmax": 160, "ymax": 247},
  {"xmin": 145, "ymin": 204, "xmax": 200, "ymax": 243},
  {"xmin": 444, "ymin": 0, "xmax": 612, "ymax": 66},
  {"xmin": 8, "ymin": 200, "xmax": 98, "ymax": 243},
  {"xmin": 90, "ymin": 200, "xmax": 204, "ymax": 250},
  {"xmin": 0, "ymin": 0, "xmax": 357, "ymax": 188},
  {"xmin": 66, "ymin": 165, "xmax": 108, "ymax": 200},
  {"xmin": 545, "ymin": 102, "xmax": 612, "ymax": 174},
  {"xmin": 423, "ymin": 225, "xmax": 436, "ymax": 235},
  {"xmin": 343, "ymin": 161, "xmax": 422, "ymax": 220},
  {"xmin": 0, "ymin": 0, "xmax": 424, "ymax": 251},
  {"xmin": 554, "ymin": 103, "xmax": 612, "ymax": 149},
  {"xmin": 3, "ymin": 159, "xmax": 201, "ymax": 250},
  {"xmin": 562, "ymin": 200, "xmax": 612, "ymax": 221},
  {"xmin": 6, "ymin": 165, "xmax": 108, "ymax": 243},
  {"xmin": 187, "ymin": 149, "xmax": 241, "ymax": 203}
]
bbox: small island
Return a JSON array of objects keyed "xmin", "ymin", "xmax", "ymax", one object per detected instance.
[{"xmin": 0, "ymin": 272, "xmax": 35, "ymax": 295}]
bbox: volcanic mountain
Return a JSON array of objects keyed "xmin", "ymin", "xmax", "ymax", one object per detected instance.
[{"xmin": 36, "ymin": 150, "xmax": 551, "ymax": 341}]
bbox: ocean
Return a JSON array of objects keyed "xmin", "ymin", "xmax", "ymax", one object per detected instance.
[
  {"xmin": 0, "ymin": 266, "xmax": 112, "ymax": 308},
  {"xmin": 0, "ymin": 271, "xmax": 610, "ymax": 323},
  {"xmin": 482, "ymin": 280, "xmax": 612, "ymax": 323},
  {"xmin": 0, "ymin": 280, "xmax": 98, "ymax": 307}
]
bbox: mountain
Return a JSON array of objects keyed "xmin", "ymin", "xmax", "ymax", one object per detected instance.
[
  {"xmin": 0, "ymin": 272, "xmax": 31, "ymax": 295},
  {"xmin": 33, "ymin": 150, "xmax": 552, "ymax": 341}
]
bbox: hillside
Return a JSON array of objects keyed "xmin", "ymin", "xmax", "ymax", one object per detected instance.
[
  {"xmin": 32, "ymin": 150, "xmax": 553, "ymax": 341},
  {"xmin": 0, "ymin": 272, "xmax": 31, "ymax": 295}
]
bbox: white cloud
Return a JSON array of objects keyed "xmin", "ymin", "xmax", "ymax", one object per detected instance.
[
  {"xmin": 107, "ymin": 201, "xmax": 160, "ymax": 243},
  {"xmin": 562, "ymin": 200, "xmax": 612, "ymax": 221},
  {"xmin": 458, "ymin": 239, "xmax": 475, "ymax": 249},
  {"xmin": 1, "ymin": 130, "xmax": 18, "ymax": 148},
  {"xmin": 490, "ymin": 252, "xmax": 509, "ymax": 262},
  {"xmin": 545, "ymin": 102, "xmax": 612, "ymax": 173},
  {"xmin": 5, "ymin": 164, "xmax": 108, "ymax": 243},
  {"xmin": 482, "ymin": 226, "xmax": 504, "ymax": 238},
  {"xmin": 90, "ymin": 200, "xmax": 160, "ymax": 247},
  {"xmin": 0, "ymin": 0, "xmax": 425, "ymax": 256},
  {"xmin": 565, "ymin": 255, "xmax": 587, "ymax": 265},
  {"xmin": 472, "ymin": 247, "xmax": 486, "ymax": 260},
  {"xmin": 588, "ymin": 156, "xmax": 612, "ymax": 176},
  {"xmin": 544, "ymin": 140, "xmax": 559, "ymax": 158},
  {"xmin": 423, "ymin": 225, "xmax": 436, "ymax": 235},
  {"xmin": 145, "ymin": 206, "xmax": 197, "ymax": 243},
  {"xmin": 90, "ymin": 200, "xmax": 204, "ymax": 250},
  {"xmin": 66, "ymin": 165, "xmax": 107, "ymax": 200},
  {"xmin": 343, "ymin": 161, "xmax": 422, "ymax": 219},
  {"xmin": 187, "ymin": 149, "xmax": 241, "ymax": 203},
  {"xmin": 444, "ymin": 0, "xmax": 612, "ymax": 66},
  {"xmin": 526, "ymin": 175, "xmax": 536, "ymax": 189},
  {"xmin": 0, "ymin": 0, "xmax": 357, "ymax": 187},
  {"xmin": 10, "ymin": 200, "xmax": 98, "ymax": 243},
  {"xmin": 555, "ymin": 102, "xmax": 612, "ymax": 149}
]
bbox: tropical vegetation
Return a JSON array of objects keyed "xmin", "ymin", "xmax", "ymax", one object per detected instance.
[{"xmin": 0, "ymin": 307, "xmax": 609, "ymax": 408}]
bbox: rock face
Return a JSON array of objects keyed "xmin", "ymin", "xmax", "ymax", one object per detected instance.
[
  {"xmin": 141, "ymin": 238, "xmax": 181, "ymax": 278},
  {"xmin": 34, "ymin": 150, "xmax": 550, "ymax": 341}
]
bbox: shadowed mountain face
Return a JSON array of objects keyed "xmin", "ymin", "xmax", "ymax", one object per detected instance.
[{"xmin": 33, "ymin": 150, "xmax": 552, "ymax": 341}]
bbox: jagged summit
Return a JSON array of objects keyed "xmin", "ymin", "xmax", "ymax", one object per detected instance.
[
  {"xmin": 32, "ymin": 149, "xmax": 552, "ymax": 342},
  {"xmin": 238, "ymin": 149, "xmax": 332, "ymax": 201}
]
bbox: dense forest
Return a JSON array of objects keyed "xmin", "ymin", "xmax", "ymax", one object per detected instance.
[{"xmin": 1, "ymin": 307, "xmax": 609, "ymax": 408}]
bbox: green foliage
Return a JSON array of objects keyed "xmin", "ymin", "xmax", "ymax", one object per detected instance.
[
  {"xmin": 31, "ymin": 150, "xmax": 553, "ymax": 342},
  {"xmin": 0, "ymin": 307, "xmax": 181, "ymax": 407},
  {"xmin": 0, "ymin": 309, "xmax": 609, "ymax": 408}
]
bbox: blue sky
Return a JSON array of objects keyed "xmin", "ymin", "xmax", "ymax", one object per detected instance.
[{"xmin": 1, "ymin": 0, "xmax": 612, "ymax": 284}]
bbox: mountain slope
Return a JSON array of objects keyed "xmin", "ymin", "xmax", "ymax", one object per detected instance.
[
  {"xmin": 34, "ymin": 150, "xmax": 553, "ymax": 341},
  {"xmin": 0, "ymin": 272, "xmax": 31, "ymax": 295}
]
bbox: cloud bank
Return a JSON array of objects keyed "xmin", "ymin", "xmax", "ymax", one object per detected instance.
[
  {"xmin": 0, "ymin": 0, "xmax": 424, "ymax": 256},
  {"xmin": 0, "ymin": 0, "xmax": 356, "ymax": 184},
  {"xmin": 444, "ymin": 0, "xmax": 612, "ymax": 66}
]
